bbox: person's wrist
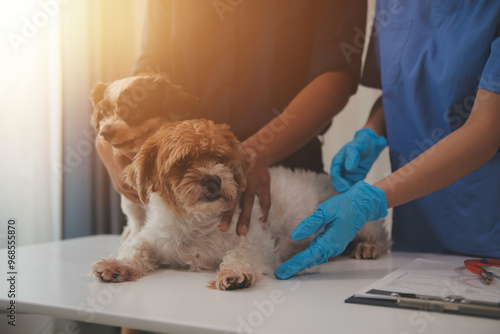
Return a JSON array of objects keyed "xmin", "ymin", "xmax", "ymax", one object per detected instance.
[
  {"xmin": 357, "ymin": 127, "xmax": 387, "ymax": 151},
  {"xmin": 370, "ymin": 183, "xmax": 388, "ymax": 219},
  {"xmin": 351, "ymin": 181, "xmax": 388, "ymax": 222},
  {"xmin": 357, "ymin": 127, "xmax": 384, "ymax": 141},
  {"xmin": 363, "ymin": 122, "xmax": 386, "ymax": 139},
  {"xmin": 242, "ymin": 136, "xmax": 271, "ymax": 166},
  {"xmin": 357, "ymin": 127, "xmax": 377, "ymax": 138}
]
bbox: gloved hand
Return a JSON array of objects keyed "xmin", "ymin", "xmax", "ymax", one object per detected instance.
[
  {"xmin": 274, "ymin": 181, "xmax": 388, "ymax": 279},
  {"xmin": 330, "ymin": 128, "xmax": 387, "ymax": 193}
]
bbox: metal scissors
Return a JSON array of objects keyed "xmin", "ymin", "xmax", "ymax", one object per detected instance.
[{"xmin": 464, "ymin": 259, "xmax": 500, "ymax": 284}]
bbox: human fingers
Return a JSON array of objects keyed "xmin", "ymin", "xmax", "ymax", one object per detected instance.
[
  {"xmin": 344, "ymin": 144, "xmax": 360, "ymax": 172},
  {"xmin": 236, "ymin": 189, "xmax": 255, "ymax": 235},
  {"xmin": 218, "ymin": 193, "xmax": 240, "ymax": 232},
  {"xmin": 274, "ymin": 245, "xmax": 327, "ymax": 279},
  {"xmin": 257, "ymin": 176, "xmax": 271, "ymax": 223},
  {"xmin": 330, "ymin": 150, "xmax": 352, "ymax": 193},
  {"xmin": 290, "ymin": 211, "xmax": 327, "ymax": 241},
  {"xmin": 119, "ymin": 186, "xmax": 141, "ymax": 204}
]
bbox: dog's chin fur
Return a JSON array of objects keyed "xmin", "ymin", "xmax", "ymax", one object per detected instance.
[{"xmin": 91, "ymin": 119, "xmax": 392, "ymax": 290}]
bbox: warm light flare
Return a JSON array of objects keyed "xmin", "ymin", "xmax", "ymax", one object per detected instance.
[{"xmin": 0, "ymin": 0, "xmax": 63, "ymax": 246}]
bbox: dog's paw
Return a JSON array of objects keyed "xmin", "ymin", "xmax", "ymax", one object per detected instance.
[
  {"xmin": 91, "ymin": 257, "xmax": 138, "ymax": 283},
  {"xmin": 209, "ymin": 263, "xmax": 259, "ymax": 291},
  {"xmin": 350, "ymin": 242, "xmax": 381, "ymax": 260}
]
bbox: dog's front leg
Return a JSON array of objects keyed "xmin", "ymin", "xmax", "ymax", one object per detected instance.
[
  {"xmin": 91, "ymin": 235, "xmax": 159, "ymax": 283},
  {"xmin": 211, "ymin": 230, "xmax": 278, "ymax": 290}
]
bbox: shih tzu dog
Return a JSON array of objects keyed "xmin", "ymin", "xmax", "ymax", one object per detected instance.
[
  {"xmin": 89, "ymin": 75, "xmax": 198, "ymax": 239},
  {"xmin": 90, "ymin": 75, "xmax": 198, "ymax": 156},
  {"xmin": 91, "ymin": 119, "xmax": 391, "ymax": 290}
]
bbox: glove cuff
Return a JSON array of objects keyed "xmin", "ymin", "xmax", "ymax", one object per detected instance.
[
  {"xmin": 370, "ymin": 183, "xmax": 388, "ymax": 220},
  {"xmin": 355, "ymin": 128, "xmax": 387, "ymax": 150},
  {"xmin": 352, "ymin": 181, "xmax": 388, "ymax": 222}
]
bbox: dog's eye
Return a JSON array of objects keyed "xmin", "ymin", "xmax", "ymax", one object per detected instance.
[
  {"xmin": 175, "ymin": 160, "xmax": 190, "ymax": 170},
  {"xmin": 100, "ymin": 108, "xmax": 111, "ymax": 117},
  {"xmin": 117, "ymin": 106, "xmax": 144, "ymax": 125}
]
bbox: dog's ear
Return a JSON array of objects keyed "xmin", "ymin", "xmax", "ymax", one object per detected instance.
[
  {"xmin": 233, "ymin": 144, "xmax": 256, "ymax": 192},
  {"xmin": 217, "ymin": 122, "xmax": 256, "ymax": 192},
  {"xmin": 217, "ymin": 122, "xmax": 255, "ymax": 176},
  {"xmin": 89, "ymin": 82, "xmax": 109, "ymax": 131},
  {"xmin": 89, "ymin": 82, "xmax": 108, "ymax": 109},
  {"xmin": 124, "ymin": 139, "xmax": 160, "ymax": 206}
]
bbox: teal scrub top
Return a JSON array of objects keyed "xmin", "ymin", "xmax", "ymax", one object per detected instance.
[{"xmin": 363, "ymin": 0, "xmax": 500, "ymax": 257}]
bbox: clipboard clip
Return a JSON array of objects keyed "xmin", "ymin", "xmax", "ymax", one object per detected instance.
[
  {"xmin": 464, "ymin": 259, "xmax": 500, "ymax": 284},
  {"xmin": 396, "ymin": 293, "xmax": 500, "ymax": 318}
]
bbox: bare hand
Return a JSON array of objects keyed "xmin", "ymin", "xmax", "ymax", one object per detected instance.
[
  {"xmin": 95, "ymin": 139, "xmax": 141, "ymax": 203},
  {"xmin": 218, "ymin": 146, "xmax": 271, "ymax": 235}
]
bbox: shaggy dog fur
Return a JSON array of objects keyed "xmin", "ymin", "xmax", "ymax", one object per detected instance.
[
  {"xmin": 89, "ymin": 75, "xmax": 198, "ymax": 239},
  {"xmin": 91, "ymin": 119, "xmax": 391, "ymax": 290}
]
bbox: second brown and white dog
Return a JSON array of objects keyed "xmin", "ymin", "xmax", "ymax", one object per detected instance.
[
  {"xmin": 89, "ymin": 75, "xmax": 198, "ymax": 239},
  {"xmin": 91, "ymin": 119, "xmax": 391, "ymax": 290}
]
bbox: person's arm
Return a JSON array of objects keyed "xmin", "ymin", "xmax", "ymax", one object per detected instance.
[
  {"xmin": 275, "ymin": 88, "xmax": 500, "ymax": 279},
  {"xmin": 219, "ymin": 71, "xmax": 353, "ymax": 234},
  {"xmin": 333, "ymin": 88, "xmax": 500, "ymax": 206},
  {"xmin": 95, "ymin": 139, "xmax": 140, "ymax": 203},
  {"xmin": 364, "ymin": 96, "xmax": 386, "ymax": 137},
  {"xmin": 248, "ymin": 71, "xmax": 352, "ymax": 165},
  {"xmin": 376, "ymin": 88, "xmax": 500, "ymax": 208}
]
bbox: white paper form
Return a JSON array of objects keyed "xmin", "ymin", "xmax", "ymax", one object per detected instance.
[{"xmin": 353, "ymin": 258, "xmax": 500, "ymax": 304}]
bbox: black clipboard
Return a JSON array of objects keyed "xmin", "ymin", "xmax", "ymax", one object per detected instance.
[{"xmin": 345, "ymin": 289, "xmax": 500, "ymax": 320}]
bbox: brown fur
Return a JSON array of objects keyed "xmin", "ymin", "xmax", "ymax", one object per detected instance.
[
  {"xmin": 89, "ymin": 75, "xmax": 198, "ymax": 156},
  {"xmin": 91, "ymin": 238, "xmax": 159, "ymax": 283},
  {"xmin": 125, "ymin": 119, "xmax": 254, "ymax": 215},
  {"xmin": 91, "ymin": 119, "xmax": 390, "ymax": 290}
]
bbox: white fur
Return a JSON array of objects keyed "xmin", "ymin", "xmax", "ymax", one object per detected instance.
[
  {"xmin": 93, "ymin": 166, "xmax": 391, "ymax": 289},
  {"xmin": 120, "ymin": 195, "xmax": 146, "ymax": 240}
]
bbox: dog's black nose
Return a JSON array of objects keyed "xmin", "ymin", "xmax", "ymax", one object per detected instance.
[
  {"xmin": 202, "ymin": 175, "xmax": 222, "ymax": 202},
  {"xmin": 100, "ymin": 127, "xmax": 115, "ymax": 141}
]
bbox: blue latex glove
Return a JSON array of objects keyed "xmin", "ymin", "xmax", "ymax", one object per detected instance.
[
  {"xmin": 330, "ymin": 128, "xmax": 387, "ymax": 193},
  {"xmin": 275, "ymin": 181, "xmax": 388, "ymax": 279}
]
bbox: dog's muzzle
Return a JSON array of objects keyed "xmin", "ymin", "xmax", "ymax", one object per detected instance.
[
  {"xmin": 202, "ymin": 175, "xmax": 222, "ymax": 202},
  {"xmin": 100, "ymin": 126, "xmax": 115, "ymax": 142}
]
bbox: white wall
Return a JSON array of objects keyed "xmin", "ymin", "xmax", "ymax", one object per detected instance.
[
  {"xmin": 322, "ymin": 0, "xmax": 393, "ymax": 231},
  {"xmin": 61, "ymin": 0, "xmax": 147, "ymax": 239},
  {"xmin": 322, "ymin": 87, "xmax": 390, "ymax": 185},
  {"xmin": 0, "ymin": 1, "xmax": 63, "ymax": 247}
]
